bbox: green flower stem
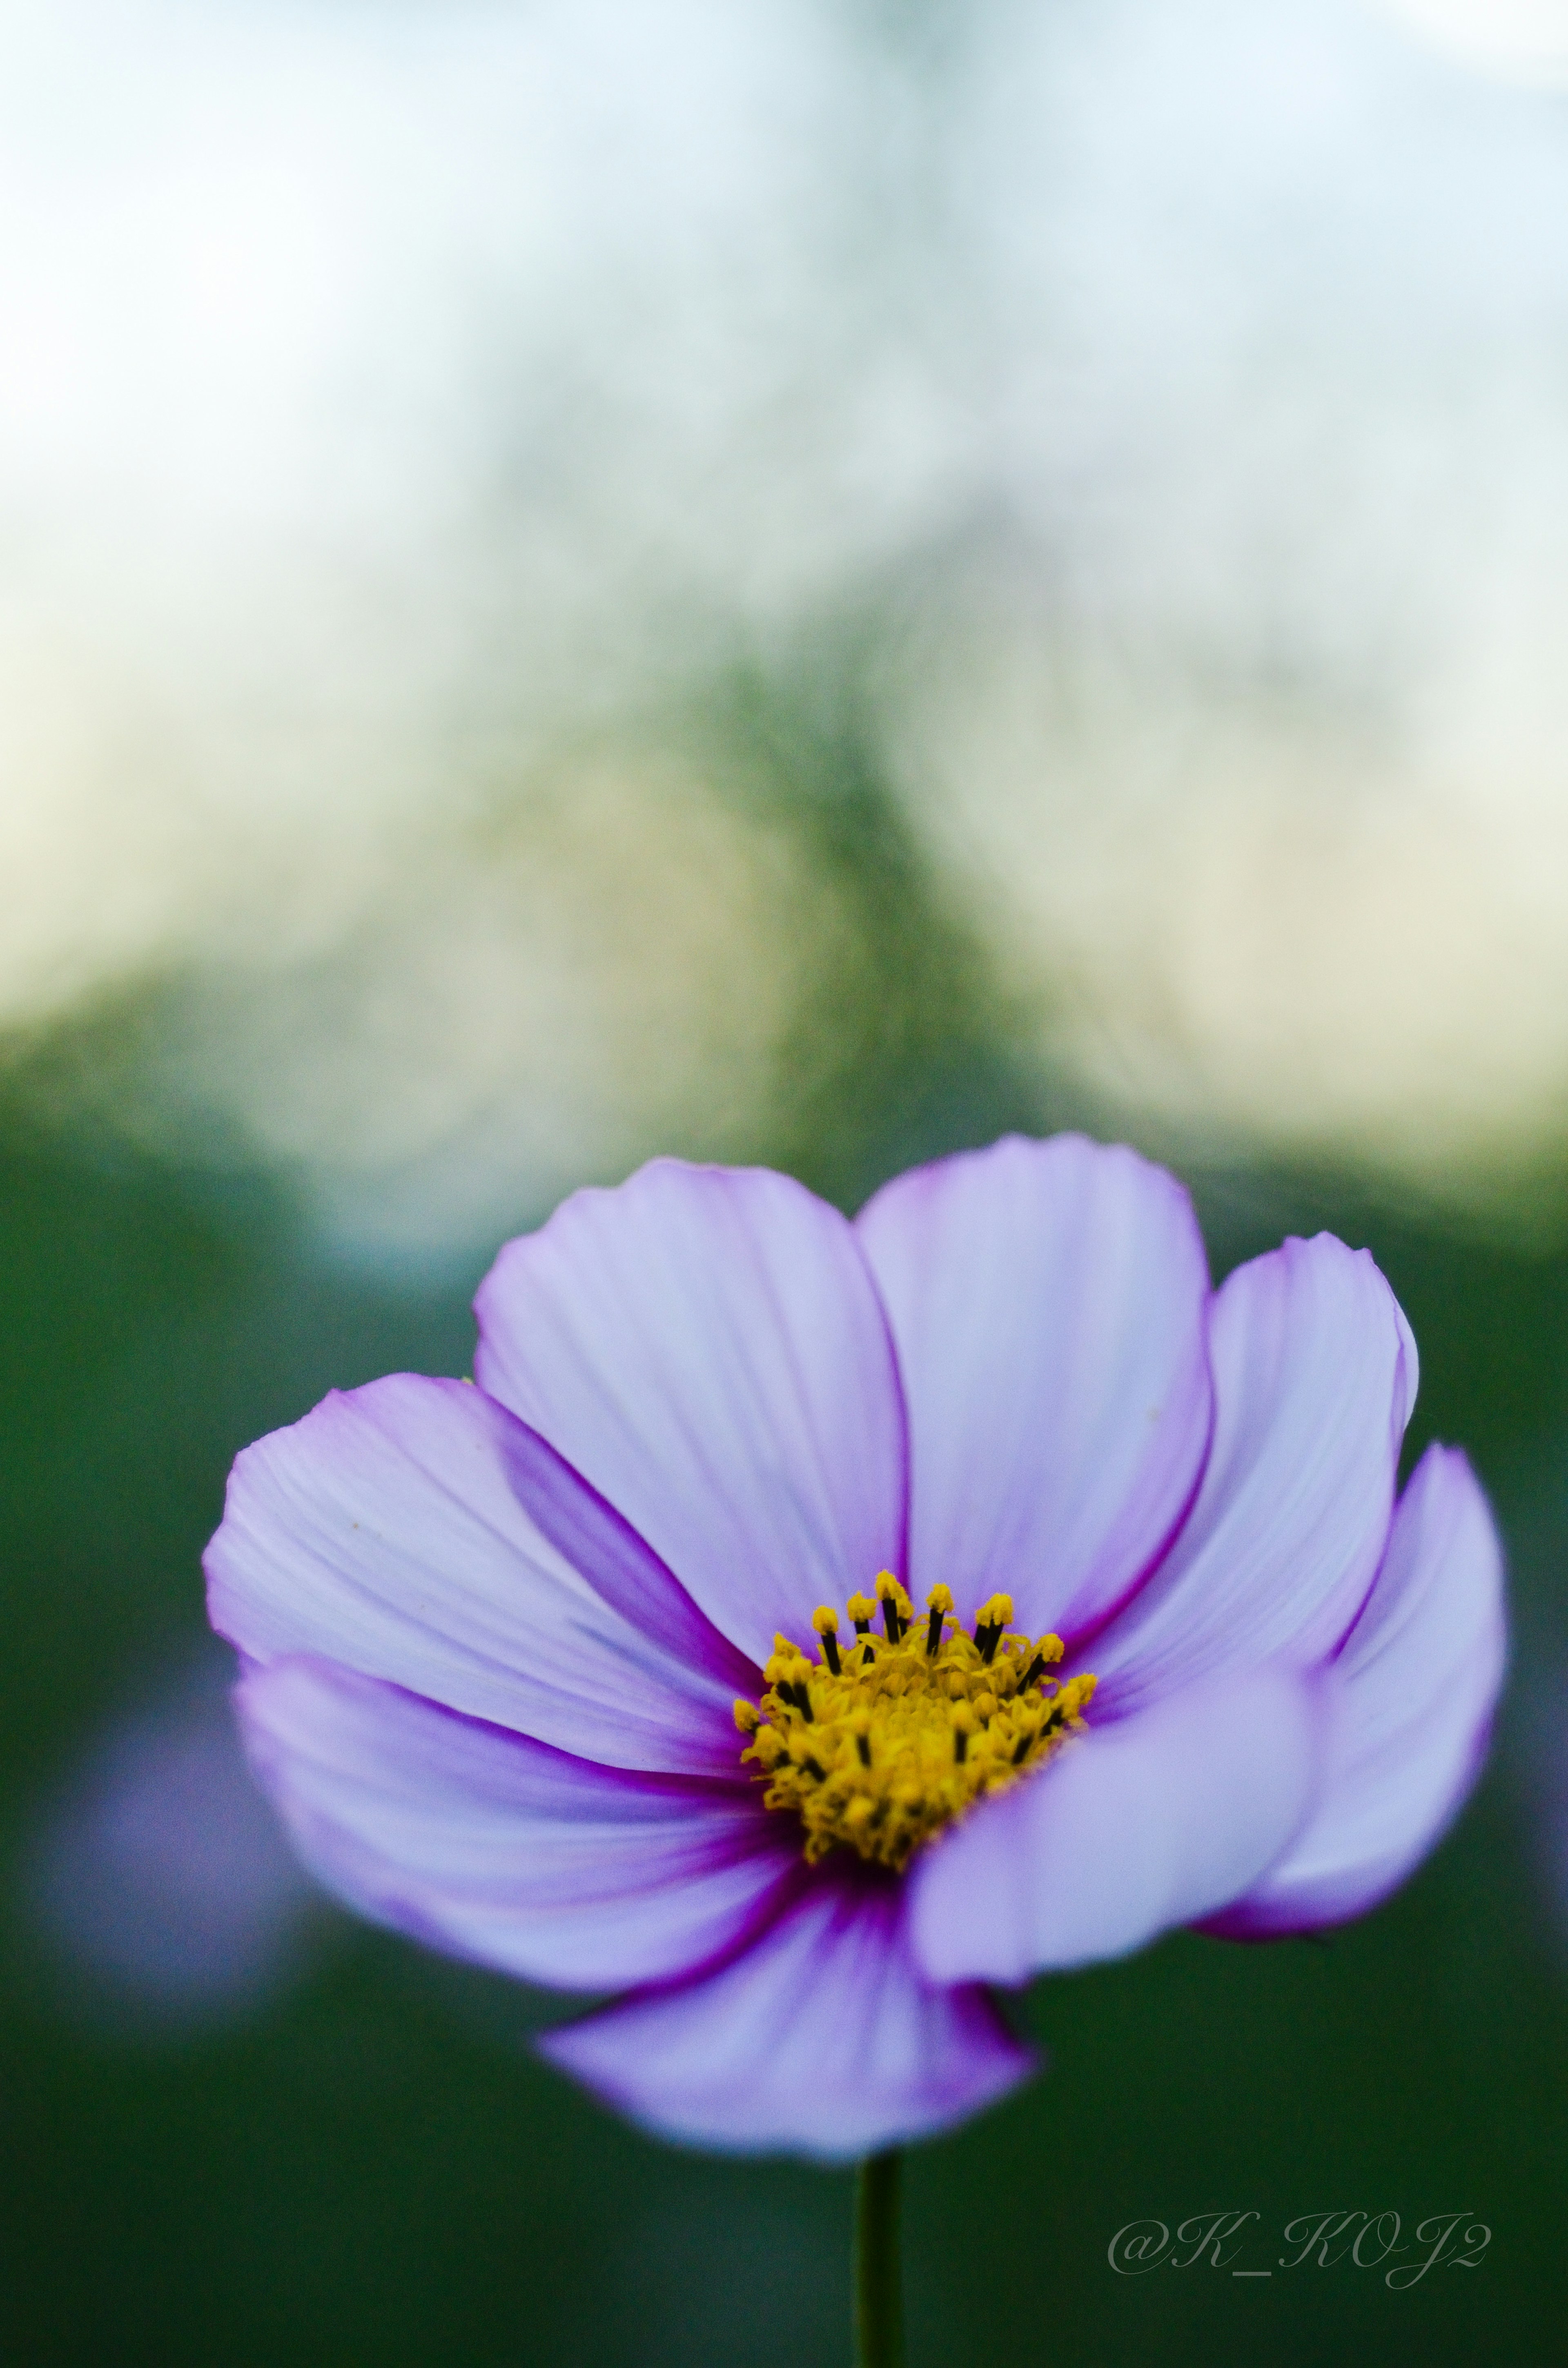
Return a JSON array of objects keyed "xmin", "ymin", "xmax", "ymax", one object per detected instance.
[{"xmin": 853, "ymin": 2149, "xmax": 906, "ymax": 2368}]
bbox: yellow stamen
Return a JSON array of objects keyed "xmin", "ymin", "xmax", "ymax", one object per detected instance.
[
  {"xmin": 972, "ymin": 1591, "xmax": 1015, "ymax": 1666},
  {"xmin": 735, "ymin": 1584, "xmax": 1096, "ymax": 1871},
  {"xmin": 874, "ymin": 1570, "xmax": 914, "ymax": 1643},
  {"xmin": 812, "ymin": 1604, "xmax": 843, "ymax": 1675},
  {"xmin": 923, "ymin": 1584, "xmax": 953, "ymax": 1656}
]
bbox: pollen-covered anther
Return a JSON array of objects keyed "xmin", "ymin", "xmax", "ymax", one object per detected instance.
[
  {"xmin": 875, "ymin": 1570, "xmax": 913, "ymax": 1643},
  {"xmin": 735, "ymin": 1583, "xmax": 1097, "ymax": 1871},
  {"xmin": 811, "ymin": 1604, "xmax": 843, "ymax": 1675},
  {"xmin": 973, "ymin": 1592, "xmax": 1014, "ymax": 1666}
]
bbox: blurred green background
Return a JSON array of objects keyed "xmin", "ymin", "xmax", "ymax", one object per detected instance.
[{"xmin": 5, "ymin": 0, "xmax": 1568, "ymax": 2359}]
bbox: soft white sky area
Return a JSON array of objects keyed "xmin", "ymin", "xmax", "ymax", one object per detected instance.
[
  {"xmin": 1380, "ymin": 0, "xmax": 1568, "ymax": 84},
  {"xmin": 879, "ymin": 0, "xmax": 1568, "ymax": 1204},
  {"xmin": 0, "ymin": 0, "xmax": 892, "ymax": 1251},
  {"xmin": 4, "ymin": 0, "xmax": 1568, "ymax": 1239}
]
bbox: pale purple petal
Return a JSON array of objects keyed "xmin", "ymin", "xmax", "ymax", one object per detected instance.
[
  {"xmin": 539, "ymin": 1873, "xmax": 1033, "ymax": 2161},
  {"xmin": 207, "ymin": 1374, "xmax": 751, "ymax": 1777},
  {"xmin": 1089, "ymin": 1235, "xmax": 1417, "ymax": 1710},
  {"xmin": 856, "ymin": 1135, "xmax": 1212, "ymax": 1641},
  {"xmin": 908, "ymin": 1667, "xmax": 1323, "ymax": 1984},
  {"xmin": 237, "ymin": 1657, "xmax": 796, "ymax": 1989},
  {"xmin": 1209, "ymin": 1447, "xmax": 1506, "ymax": 1937},
  {"xmin": 473, "ymin": 1160, "xmax": 907, "ymax": 1663}
]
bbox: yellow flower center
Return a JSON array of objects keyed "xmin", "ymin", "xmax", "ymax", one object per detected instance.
[{"xmin": 733, "ymin": 1575, "xmax": 1097, "ymax": 1873}]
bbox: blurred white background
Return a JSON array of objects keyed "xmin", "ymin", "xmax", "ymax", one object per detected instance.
[{"xmin": 5, "ymin": 0, "xmax": 1568, "ymax": 1255}]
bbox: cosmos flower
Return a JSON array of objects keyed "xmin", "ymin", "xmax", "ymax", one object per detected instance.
[{"xmin": 207, "ymin": 1135, "xmax": 1506, "ymax": 2160}]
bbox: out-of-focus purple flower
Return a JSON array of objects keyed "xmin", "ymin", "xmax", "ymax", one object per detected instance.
[
  {"xmin": 22, "ymin": 1657, "xmax": 325, "ymax": 2032},
  {"xmin": 206, "ymin": 1135, "xmax": 1506, "ymax": 2159}
]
